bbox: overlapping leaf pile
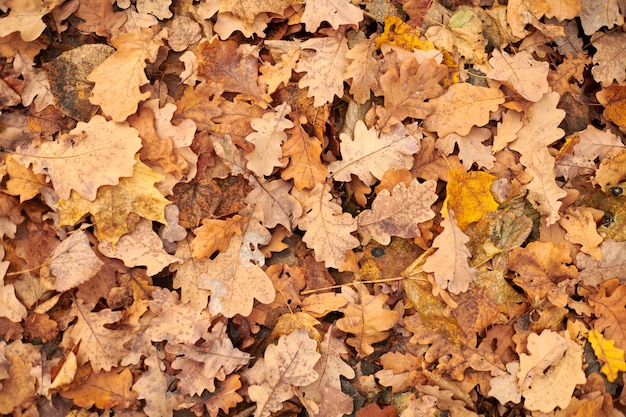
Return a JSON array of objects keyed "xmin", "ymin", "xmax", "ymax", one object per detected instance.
[{"xmin": 1, "ymin": 0, "xmax": 626, "ymax": 415}]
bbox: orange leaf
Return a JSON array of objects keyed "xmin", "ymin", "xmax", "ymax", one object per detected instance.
[{"xmin": 61, "ymin": 367, "xmax": 136, "ymax": 409}]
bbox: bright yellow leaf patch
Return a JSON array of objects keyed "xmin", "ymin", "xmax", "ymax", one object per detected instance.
[
  {"xmin": 443, "ymin": 170, "xmax": 500, "ymax": 230},
  {"xmin": 588, "ymin": 329, "xmax": 626, "ymax": 382}
]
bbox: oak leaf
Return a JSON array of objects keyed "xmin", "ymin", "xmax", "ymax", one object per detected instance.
[
  {"xmin": 295, "ymin": 28, "xmax": 350, "ymax": 107},
  {"xmin": 436, "ymin": 127, "xmax": 495, "ymax": 170},
  {"xmin": 300, "ymin": 0, "xmax": 363, "ymax": 31},
  {"xmin": 248, "ymin": 329, "xmax": 321, "ymax": 417},
  {"xmin": 493, "ymin": 109, "xmax": 523, "ymax": 154},
  {"xmin": 0, "ymin": 341, "xmax": 39, "ymax": 414},
  {"xmin": 509, "ymin": 241, "xmax": 578, "ymax": 306},
  {"xmin": 0, "ymin": 275, "xmax": 27, "ymax": 323},
  {"xmin": 196, "ymin": 38, "xmax": 270, "ymax": 105},
  {"xmin": 0, "ymin": 0, "xmax": 60, "ymax": 41},
  {"xmin": 375, "ymin": 57, "xmax": 446, "ymax": 131},
  {"xmin": 444, "ymin": 170, "xmax": 499, "ymax": 231},
  {"xmin": 12, "ymin": 52, "xmax": 55, "ymax": 112},
  {"xmin": 198, "ymin": 226, "xmax": 275, "ymax": 317},
  {"xmin": 589, "ymin": 284, "xmax": 626, "ymax": 351},
  {"xmin": 170, "ymin": 321, "xmax": 250, "ymax": 395},
  {"xmin": 336, "ymin": 285, "xmax": 401, "ymax": 357},
  {"xmin": 423, "ymin": 212, "xmax": 475, "ymax": 294},
  {"xmin": 61, "ymin": 299, "xmax": 132, "ymax": 372},
  {"xmin": 281, "ymin": 117, "xmax": 329, "ymax": 190},
  {"xmin": 328, "ymin": 121, "xmax": 420, "ymax": 185},
  {"xmin": 49, "ymin": 230, "xmax": 104, "ymax": 292},
  {"xmin": 559, "ymin": 207, "xmax": 604, "ymax": 261},
  {"xmin": 344, "ymin": 37, "xmax": 380, "ymax": 104},
  {"xmin": 296, "ymin": 183, "xmax": 360, "ymax": 269},
  {"xmin": 591, "ymin": 32, "xmax": 626, "ymax": 86},
  {"xmin": 4, "ymin": 155, "xmax": 46, "ymax": 203},
  {"xmin": 423, "ymin": 83, "xmax": 504, "ymax": 137},
  {"xmin": 578, "ymin": 240, "xmax": 626, "ymax": 287},
  {"xmin": 61, "ymin": 367, "xmax": 136, "ymax": 409},
  {"xmin": 517, "ymin": 329, "xmax": 568, "ymax": 389},
  {"xmin": 13, "ymin": 115, "xmax": 142, "ymax": 201},
  {"xmin": 425, "ymin": 7, "xmax": 488, "ymax": 64},
  {"xmin": 88, "ymin": 27, "xmax": 166, "ymax": 122},
  {"xmin": 597, "ymin": 83, "xmax": 626, "ymax": 131},
  {"xmin": 579, "ymin": 0, "xmax": 624, "ymax": 35},
  {"xmin": 588, "ymin": 329, "xmax": 626, "ymax": 382},
  {"xmin": 219, "ymin": 0, "xmax": 302, "ymax": 33},
  {"xmin": 245, "ymin": 103, "xmax": 293, "ymax": 176},
  {"xmin": 524, "ymin": 150, "xmax": 567, "ymax": 225},
  {"xmin": 56, "ymin": 158, "xmax": 170, "ymax": 245},
  {"xmin": 245, "ymin": 178, "xmax": 302, "ymax": 230},
  {"xmin": 191, "ymin": 215, "xmax": 246, "ymax": 259},
  {"xmin": 98, "ymin": 219, "xmax": 180, "ymax": 276},
  {"xmin": 169, "ymin": 178, "xmax": 223, "ymax": 229},
  {"xmin": 195, "ymin": 374, "xmax": 244, "ymax": 417},
  {"xmin": 132, "ymin": 347, "xmax": 178, "ymax": 417},
  {"xmin": 171, "ymin": 238, "xmax": 212, "ymax": 311},
  {"xmin": 487, "ymin": 49, "xmax": 550, "ymax": 102},
  {"xmin": 357, "ymin": 179, "xmax": 437, "ymax": 245},
  {"xmin": 259, "ymin": 45, "xmax": 301, "ymax": 95}
]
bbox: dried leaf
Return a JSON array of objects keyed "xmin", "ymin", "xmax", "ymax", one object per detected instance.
[
  {"xmin": 588, "ymin": 329, "xmax": 626, "ymax": 383},
  {"xmin": 50, "ymin": 230, "xmax": 103, "ymax": 292},
  {"xmin": 245, "ymin": 103, "xmax": 293, "ymax": 176},
  {"xmin": 487, "ymin": 49, "xmax": 550, "ymax": 102},
  {"xmin": 300, "ymin": 0, "xmax": 363, "ymax": 31},
  {"xmin": 61, "ymin": 367, "xmax": 135, "ymax": 409},
  {"xmin": 591, "ymin": 32, "xmax": 626, "ymax": 86}
]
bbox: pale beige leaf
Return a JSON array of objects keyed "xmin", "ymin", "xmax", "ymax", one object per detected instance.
[
  {"xmin": 487, "ymin": 49, "xmax": 549, "ymax": 102},
  {"xmin": 98, "ymin": 219, "xmax": 180, "ymax": 276},
  {"xmin": 423, "ymin": 83, "xmax": 504, "ymax": 137},
  {"xmin": 517, "ymin": 330, "xmax": 568, "ymax": 389},
  {"xmin": 300, "ymin": 0, "xmax": 363, "ymax": 31},
  {"xmin": 51, "ymin": 230, "xmax": 104, "ymax": 292},
  {"xmin": 591, "ymin": 32, "xmax": 626, "ymax": 86},
  {"xmin": 12, "ymin": 52, "xmax": 55, "ymax": 111},
  {"xmin": 259, "ymin": 47, "xmax": 301, "ymax": 95},
  {"xmin": 559, "ymin": 207, "xmax": 604, "ymax": 261},
  {"xmin": 132, "ymin": 346, "xmax": 178, "ymax": 417},
  {"xmin": 136, "ymin": 0, "xmax": 172, "ymax": 19},
  {"xmin": 357, "ymin": 179, "xmax": 437, "ymax": 245},
  {"xmin": 0, "ymin": 0, "xmax": 56, "ymax": 41},
  {"xmin": 13, "ymin": 115, "xmax": 142, "ymax": 200},
  {"xmin": 88, "ymin": 27, "xmax": 167, "ymax": 121},
  {"xmin": 296, "ymin": 28, "xmax": 350, "ymax": 107},
  {"xmin": 436, "ymin": 127, "xmax": 495, "ymax": 170},
  {"xmin": 522, "ymin": 336, "xmax": 586, "ymax": 412},
  {"xmin": 579, "ymin": 0, "xmax": 623, "ymax": 35},
  {"xmin": 574, "ymin": 125, "xmax": 624, "ymax": 161},
  {"xmin": 524, "ymin": 150, "xmax": 567, "ymax": 225},
  {"xmin": 488, "ymin": 361, "xmax": 522, "ymax": 405},
  {"xmin": 296, "ymin": 183, "xmax": 360, "ymax": 269},
  {"xmin": 423, "ymin": 212, "xmax": 475, "ymax": 294},
  {"xmin": 245, "ymin": 103, "xmax": 293, "ymax": 176},
  {"xmin": 171, "ymin": 238, "xmax": 212, "ymax": 311},
  {"xmin": 198, "ymin": 232, "xmax": 275, "ymax": 317},
  {"xmin": 245, "ymin": 178, "xmax": 302, "ymax": 230},
  {"xmin": 544, "ymin": 0, "xmax": 580, "ymax": 20},
  {"xmin": 0, "ymin": 281, "xmax": 27, "ymax": 322},
  {"xmin": 425, "ymin": 7, "xmax": 488, "ymax": 64},
  {"xmin": 493, "ymin": 109, "xmax": 523, "ymax": 153},
  {"xmin": 328, "ymin": 121, "xmax": 420, "ymax": 185},
  {"xmin": 300, "ymin": 292, "xmax": 348, "ymax": 318}
]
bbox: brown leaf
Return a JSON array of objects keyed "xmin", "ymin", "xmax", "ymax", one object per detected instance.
[{"xmin": 61, "ymin": 367, "xmax": 136, "ymax": 409}]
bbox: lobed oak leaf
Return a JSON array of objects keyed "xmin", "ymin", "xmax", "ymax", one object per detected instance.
[
  {"xmin": 298, "ymin": 325, "xmax": 355, "ymax": 414},
  {"xmin": 375, "ymin": 57, "xmax": 446, "ymax": 131},
  {"xmin": 61, "ymin": 299, "xmax": 132, "ymax": 372},
  {"xmin": 300, "ymin": 0, "xmax": 363, "ymax": 31},
  {"xmin": 171, "ymin": 321, "xmax": 250, "ymax": 395},
  {"xmin": 259, "ymin": 46, "xmax": 301, "ymax": 95},
  {"xmin": 295, "ymin": 28, "xmax": 350, "ymax": 107},
  {"xmin": 296, "ymin": 183, "xmax": 360, "ymax": 269},
  {"xmin": 357, "ymin": 179, "xmax": 437, "ymax": 245},
  {"xmin": 488, "ymin": 361, "xmax": 522, "ymax": 405},
  {"xmin": 376, "ymin": 15, "xmax": 436, "ymax": 51},
  {"xmin": 589, "ymin": 284, "xmax": 626, "ymax": 351},
  {"xmin": 98, "ymin": 219, "xmax": 180, "ymax": 276},
  {"xmin": 245, "ymin": 178, "xmax": 302, "ymax": 230},
  {"xmin": 493, "ymin": 109, "xmax": 523, "ymax": 154},
  {"xmin": 573, "ymin": 125, "xmax": 624, "ymax": 162},
  {"xmin": 436, "ymin": 127, "xmax": 495, "ymax": 170},
  {"xmin": 0, "ymin": 276, "xmax": 27, "ymax": 323},
  {"xmin": 171, "ymin": 238, "xmax": 212, "ymax": 311},
  {"xmin": 588, "ymin": 329, "xmax": 626, "ymax": 382},
  {"xmin": 591, "ymin": 32, "xmax": 626, "ymax": 86},
  {"xmin": 509, "ymin": 241, "xmax": 577, "ymax": 306},
  {"xmin": 12, "ymin": 52, "xmax": 55, "ymax": 112},
  {"xmin": 487, "ymin": 49, "xmax": 550, "ymax": 102},
  {"xmin": 559, "ymin": 207, "xmax": 604, "ymax": 261},
  {"xmin": 74, "ymin": 0, "xmax": 127, "ymax": 37},
  {"xmin": 219, "ymin": 0, "xmax": 303, "ymax": 33},
  {"xmin": 597, "ymin": 83, "xmax": 626, "ymax": 132},
  {"xmin": 579, "ymin": 0, "xmax": 624, "ymax": 35},
  {"xmin": 517, "ymin": 329, "xmax": 568, "ymax": 389},
  {"xmin": 0, "ymin": 0, "xmax": 60, "ymax": 41},
  {"xmin": 344, "ymin": 37, "xmax": 380, "ymax": 104},
  {"xmin": 173, "ymin": 82, "xmax": 224, "ymax": 132},
  {"xmin": 61, "ymin": 367, "xmax": 136, "ymax": 409},
  {"xmin": 423, "ymin": 212, "xmax": 475, "ymax": 294},
  {"xmin": 521, "ymin": 335, "xmax": 586, "ymax": 412},
  {"xmin": 281, "ymin": 117, "xmax": 328, "ymax": 190},
  {"xmin": 49, "ymin": 230, "xmax": 104, "ymax": 292},
  {"xmin": 198, "ymin": 228, "xmax": 275, "ymax": 317},
  {"xmin": 425, "ymin": 7, "xmax": 488, "ymax": 64},
  {"xmin": 132, "ymin": 347, "xmax": 178, "ymax": 417},
  {"xmin": 578, "ymin": 240, "xmax": 626, "ymax": 287},
  {"xmin": 88, "ymin": 27, "xmax": 166, "ymax": 122},
  {"xmin": 524, "ymin": 150, "xmax": 567, "ymax": 225},
  {"xmin": 245, "ymin": 103, "xmax": 293, "ymax": 176},
  {"xmin": 249, "ymin": 329, "xmax": 321, "ymax": 417},
  {"xmin": 196, "ymin": 38, "xmax": 271, "ymax": 105},
  {"xmin": 13, "ymin": 115, "xmax": 142, "ymax": 201},
  {"xmin": 0, "ymin": 341, "xmax": 39, "ymax": 414},
  {"xmin": 328, "ymin": 121, "xmax": 419, "ymax": 185},
  {"xmin": 191, "ymin": 215, "xmax": 246, "ymax": 259},
  {"xmin": 56, "ymin": 158, "xmax": 170, "ymax": 245},
  {"xmin": 4, "ymin": 154, "xmax": 45, "ymax": 203},
  {"xmin": 336, "ymin": 285, "xmax": 401, "ymax": 357},
  {"xmin": 423, "ymin": 83, "xmax": 504, "ymax": 137}
]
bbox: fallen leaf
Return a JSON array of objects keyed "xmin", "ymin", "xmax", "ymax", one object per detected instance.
[
  {"xmin": 50, "ymin": 230, "xmax": 104, "ymax": 292},
  {"xmin": 281, "ymin": 117, "xmax": 329, "ymax": 190},
  {"xmin": 591, "ymin": 32, "xmax": 626, "ymax": 86},
  {"xmin": 300, "ymin": 0, "xmax": 363, "ymax": 31},
  {"xmin": 588, "ymin": 329, "xmax": 626, "ymax": 382},
  {"xmin": 245, "ymin": 103, "xmax": 293, "ymax": 176},
  {"xmin": 444, "ymin": 170, "xmax": 500, "ymax": 231},
  {"xmin": 487, "ymin": 49, "xmax": 550, "ymax": 102},
  {"xmin": 61, "ymin": 367, "xmax": 136, "ymax": 409}
]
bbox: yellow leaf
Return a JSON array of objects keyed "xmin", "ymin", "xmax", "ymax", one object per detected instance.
[
  {"xmin": 588, "ymin": 329, "xmax": 626, "ymax": 382},
  {"xmin": 56, "ymin": 158, "xmax": 170, "ymax": 245},
  {"xmin": 443, "ymin": 170, "xmax": 499, "ymax": 230},
  {"xmin": 375, "ymin": 15, "xmax": 435, "ymax": 51}
]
